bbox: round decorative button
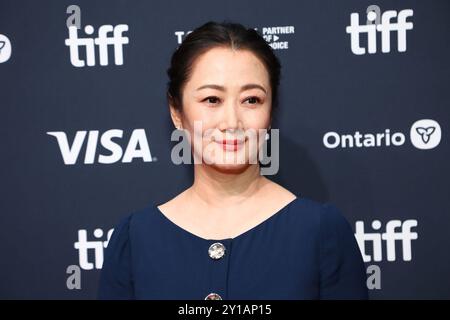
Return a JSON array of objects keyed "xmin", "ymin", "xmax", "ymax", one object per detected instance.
[
  {"xmin": 205, "ymin": 292, "xmax": 222, "ymax": 300},
  {"xmin": 208, "ymin": 242, "xmax": 226, "ymax": 260}
]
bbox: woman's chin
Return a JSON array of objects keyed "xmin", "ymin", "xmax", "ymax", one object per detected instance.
[{"xmin": 207, "ymin": 161, "xmax": 251, "ymax": 174}]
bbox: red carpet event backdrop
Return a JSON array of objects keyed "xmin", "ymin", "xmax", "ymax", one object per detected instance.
[{"xmin": 0, "ymin": 0, "xmax": 449, "ymax": 299}]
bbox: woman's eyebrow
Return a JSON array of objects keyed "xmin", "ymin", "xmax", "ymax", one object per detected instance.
[{"xmin": 196, "ymin": 84, "xmax": 266, "ymax": 94}]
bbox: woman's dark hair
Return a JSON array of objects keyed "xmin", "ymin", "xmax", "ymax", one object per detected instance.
[{"xmin": 166, "ymin": 21, "xmax": 281, "ymax": 117}]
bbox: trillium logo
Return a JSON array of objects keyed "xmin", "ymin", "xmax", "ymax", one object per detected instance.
[
  {"xmin": 0, "ymin": 34, "xmax": 12, "ymax": 63},
  {"xmin": 410, "ymin": 119, "xmax": 441, "ymax": 150}
]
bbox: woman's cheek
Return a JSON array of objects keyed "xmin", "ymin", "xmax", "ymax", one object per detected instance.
[{"xmin": 202, "ymin": 141, "xmax": 217, "ymax": 164}]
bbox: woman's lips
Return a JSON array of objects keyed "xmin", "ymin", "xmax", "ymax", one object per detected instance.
[{"xmin": 216, "ymin": 139, "xmax": 245, "ymax": 151}]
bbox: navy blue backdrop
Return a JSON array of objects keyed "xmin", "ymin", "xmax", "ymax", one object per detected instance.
[{"xmin": 0, "ymin": 0, "xmax": 449, "ymax": 299}]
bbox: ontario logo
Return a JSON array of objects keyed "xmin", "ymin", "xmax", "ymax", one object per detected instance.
[
  {"xmin": 0, "ymin": 33, "xmax": 12, "ymax": 63},
  {"xmin": 409, "ymin": 119, "xmax": 442, "ymax": 150},
  {"xmin": 323, "ymin": 119, "xmax": 441, "ymax": 150}
]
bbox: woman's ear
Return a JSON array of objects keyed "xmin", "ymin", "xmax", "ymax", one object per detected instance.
[{"xmin": 169, "ymin": 103, "xmax": 183, "ymax": 130}]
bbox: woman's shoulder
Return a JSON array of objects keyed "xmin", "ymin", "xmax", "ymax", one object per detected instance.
[
  {"xmin": 289, "ymin": 196, "xmax": 344, "ymax": 219},
  {"xmin": 107, "ymin": 202, "xmax": 161, "ymax": 240},
  {"xmin": 287, "ymin": 196, "xmax": 355, "ymax": 239},
  {"xmin": 292, "ymin": 197, "xmax": 363, "ymax": 265},
  {"xmin": 263, "ymin": 179, "xmax": 348, "ymax": 225},
  {"xmin": 99, "ymin": 205, "xmax": 158, "ymax": 300}
]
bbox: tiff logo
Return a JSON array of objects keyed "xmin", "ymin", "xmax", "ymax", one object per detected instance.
[
  {"xmin": 65, "ymin": 5, "xmax": 129, "ymax": 67},
  {"xmin": 74, "ymin": 228, "xmax": 113, "ymax": 270},
  {"xmin": 346, "ymin": 6, "xmax": 413, "ymax": 55},
  {"xmin": 355, "ymin": 219, "xmax": 418, "ymax": 262}
]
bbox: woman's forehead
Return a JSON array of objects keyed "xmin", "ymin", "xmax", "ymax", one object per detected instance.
[{"xmin": 186, "ymin": 47, "xmax": 270, "ymax": 89}]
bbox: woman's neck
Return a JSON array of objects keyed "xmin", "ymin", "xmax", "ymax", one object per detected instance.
[{"xmin": 188, "ymin": 164, "xmax": 267, "ymax": 210}]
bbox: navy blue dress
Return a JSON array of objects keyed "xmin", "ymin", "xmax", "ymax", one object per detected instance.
[{"xmin": 98, "ymin": 196, "xmax": 368, "ymax": 300}]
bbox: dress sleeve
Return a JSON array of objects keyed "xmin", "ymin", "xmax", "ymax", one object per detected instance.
[
  {"xmin": 318, "ymin": 203, "xmax": 368, "ymax": 299},
  {"xmin": 97, "ymin": 214, "xmax": 134, "ymax": 300}
]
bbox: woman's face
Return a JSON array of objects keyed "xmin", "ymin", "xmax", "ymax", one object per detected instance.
[{"xmin": 171, "ymin": 46, "xmax": 272, "ymax": 172}]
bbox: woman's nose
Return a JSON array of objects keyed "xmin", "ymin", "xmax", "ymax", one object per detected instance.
[{"xmin": 221, "ymin": 101, "xmax": 239, "ymax": 130}]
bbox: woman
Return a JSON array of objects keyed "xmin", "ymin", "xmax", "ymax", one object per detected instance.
[{"xmin": 98, "ymin": 21, "xmax": 368, "ymax": 300}]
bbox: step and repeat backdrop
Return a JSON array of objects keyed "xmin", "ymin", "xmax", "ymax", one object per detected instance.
[{"xmin": 1, "ymin": 0, "xmax": 449, "ymax": 299}]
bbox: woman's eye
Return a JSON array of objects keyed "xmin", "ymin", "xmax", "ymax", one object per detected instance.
[
  {"xmin": 204, "ymin": 97, "xmax": 220, "ymax": 104},
  {"xmin": 203, "ymin": 96, "xmax": 261, "ymax": 106},
  {"xmin": 245, "ymin": 97, "xmax": 261, "ymax": 105}
]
